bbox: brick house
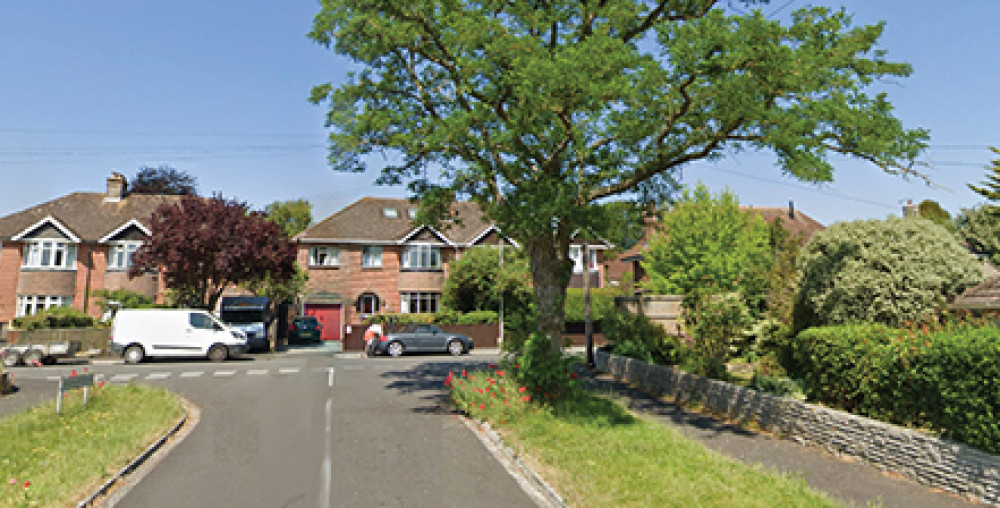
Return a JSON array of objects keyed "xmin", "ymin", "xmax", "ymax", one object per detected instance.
[
  {"xmin": 604, "ymin": 204, "xmax": 825, "ymax": 288},
  {"xmin": 0, "ymin": 174, "xmax": 173, "ymax": 325},
  {"xmin": 294, "ymin": 197, "xmax": 608, "ymax": 341}
]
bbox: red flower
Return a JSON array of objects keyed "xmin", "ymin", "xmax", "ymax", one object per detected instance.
[
  {"xmin": 83, "ymin": 367, "xmax": 89, "ymax": 372},
  {"xmin": 488, "ymin": 363, "xmax": 498, "ymax": 369},
  {"xmin": 462, "ymin": 370, "xmax": 467, "ymax": 377},
  {"xmin": 98, "ymin": 381, "xmax": 105, "ymax": 389},
  {"xmin": 496, "ymin": 371, "xmax": 505, "ymax": 377},
  {"xmin": 570, "ymin": 372, "xmax": 579, "ymax": 379},
  {"xmin": 70, "ymin": 370, "xmax": 77, "ymax": 377},
  {"xmin": 522, "ymin": 396, "xmax": 531, "ymax": 402},
  {"xmin": 23, "ymin": 481, "xmax": 30, "ymax": 489},
  {"xmin": 518, "ymin": 386, "xmax": 527, "ymax": 393},
  {"xmin": 478, "ymin": 404, "xmax": 484, "ymax": 410}
]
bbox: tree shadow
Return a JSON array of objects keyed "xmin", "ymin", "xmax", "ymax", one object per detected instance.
[{"xmin": 379, "ymin": 359, "xmax": 495, "ymax": 415}]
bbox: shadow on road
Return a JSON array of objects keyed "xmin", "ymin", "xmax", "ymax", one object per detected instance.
[{"xmin": 379, "ymin": 359, "xmax": 495, "ymax": 415}]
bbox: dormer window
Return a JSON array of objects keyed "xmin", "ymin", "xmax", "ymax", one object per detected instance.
[
  {"xmin": 22, "ymin": 240, "xmax": 77, "ymax": 270},
  {"xmin": 383, "ymin": 208, "xmax": 398, "ymax": 219}
]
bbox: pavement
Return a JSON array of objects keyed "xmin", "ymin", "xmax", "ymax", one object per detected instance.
[{"xmin": 578, "ymin": 366, "xmax": 976, "ymax": 508}]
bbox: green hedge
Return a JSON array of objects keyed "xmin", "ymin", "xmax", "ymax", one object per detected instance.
[
  {"xmin": 564, "ymin": 287, "xmax": 620, "ymax": 323},
  {"xmin": 11, "ymin": 308, "xmax": 96, "ymax": 331},
  {"xmin": 791, "ymin": 323, "xmax": 1000, "ymax": 454},
  {"xmin": 365, "ymin": 310, "xmax": 499, "ymax": 327}
]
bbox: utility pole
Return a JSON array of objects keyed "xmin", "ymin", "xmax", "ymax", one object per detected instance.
[{"xmin": 584, "ymin": 242, "xmax": 594, "ymax": 366}]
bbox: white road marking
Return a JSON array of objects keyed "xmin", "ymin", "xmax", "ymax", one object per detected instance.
[
  {"xmin": 111, "ymin": 374, "xmax": 137, "ymax": 382},
  {"xmin": 320, "ymin": 396, "xmax": 332, "ymax": 508},
  {"xmin": 146, "ymin": 372, "xmax": 170, "ymax": 380},
  {"xmin": 214, "ymin": 371, "xmax": 236, "ymax": 377},
  {"xmin": 180, "ymin": 371, "xmax": 204, "ymax": 378},
  {"xmin": 247, "ymin": 369, "xmax": 269, "ymax": 376},
  {"xmin": 46, "ymin": 376, "xmax": 61, "ymax": 381},
  {"xmin": 278, "ymin": 368, "xmax": 300, "ymax": 375},
  {"xmin": 328, "ymin": 367, "xmax": 335, "ymax": 387}
]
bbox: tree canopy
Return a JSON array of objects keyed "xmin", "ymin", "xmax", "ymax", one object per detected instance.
[
  {"xmin": 956, "ymin": 204, "xmax": 1000, "ymax": 267},
  {"xmin": 310, "ymin": 0, "xmax": 928, "ymax": 347},
  {"xmin": 130, "ymin": 166, "xmax": 199, "ymax": 196},
  {"xmin": 966, "ymin": 147, "xmax": 1000, "ymax": 201},
  {"xmin": 130, "ymin": 195, "xmax": 297, "ymax": 310},
  {"xmin": 265, "ymin": 199, "xmax": 313, "ymax": 238}
]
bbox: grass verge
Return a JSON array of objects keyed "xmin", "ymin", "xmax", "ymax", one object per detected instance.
[
  {"xmin": 448, "ymin": 367, "xmax": 840, "ymax": 508},
  {"xmin": 0, "ymin": 383, "xmax": 184, "ymax": 507}
]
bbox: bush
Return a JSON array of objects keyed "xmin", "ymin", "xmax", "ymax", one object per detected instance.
[
  {"xmin": 12, "ymin": 308, "xmax": 95, "ymax": 331},
  {"xmin": 604, "ymin": 308, "xmax": 689, "ymax": 366},
  {"xmin": 683, "ymin": 291, "xmax": 754, "ymax": 362},
  {"xmin": 795, "ymin": 217, "xmax": 983, "ymax": 331},
  {"xmin": 366, "ymin": 310, "xmax": 499, "ymax": 327},
  {"xmin": 790, "ymin": 323, "xmax": 1000, "ymax": 454},
  {"xmin": 563, "ymin": 287, "xmax": 620, "ymax": 323},
  {"xmin": 504, "ymin": 333, "xmax": 579, "ymax": 401}
]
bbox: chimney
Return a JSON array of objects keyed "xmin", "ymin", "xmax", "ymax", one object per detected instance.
[
  {"xmin": 902, "ymin": 199, "xmax": 919, "ymax": 218},
  {"xmin": 104, "ymin": 172, "xmax": 128, "ymax": 202},
  {"xmin": 788, "ymin": 200, "xmax": 795, "ymax": 220}
]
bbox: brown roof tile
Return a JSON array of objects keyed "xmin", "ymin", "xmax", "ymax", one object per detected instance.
[{"xmin": 0, "ymin": 192, "xmax": 181, "ymax": 242}]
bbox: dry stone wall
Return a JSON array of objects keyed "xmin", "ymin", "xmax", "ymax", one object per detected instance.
[{"xmin": 595, "ymin": 350, "xmax": 1000, "ymax": 506}]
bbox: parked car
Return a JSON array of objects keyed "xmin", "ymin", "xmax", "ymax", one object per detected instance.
[
  {"xmin": 289, "ymin": 316, "xmax": 322, "ymax": 344},
  {"xmin": 110, "ymin": 309, "xmax": 248, "ymax": 363},
  {"xmin": 371, "ymin": 324, "xmax": 474, "ymax": 357}
]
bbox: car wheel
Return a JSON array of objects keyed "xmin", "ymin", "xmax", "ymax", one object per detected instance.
[
  {"xmin": 387, "ymin": 341, "xmax": 404, "ymax": 358},
  {"xmin": 447, "ymin": 340, "xmax": 465, "ymax": 356},
  {"xmin": 124, "ymin": 345, "xmax": 145, "ymax": 364},
  {"xmin": 208, "ymin": 344, "xmax": 228, "ymax": 363}
]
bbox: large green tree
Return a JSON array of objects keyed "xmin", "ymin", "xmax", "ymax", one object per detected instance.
[
  {"xmin": 265, "ymin": 199, "xmax": 313, "ymax": 238},
  {"xmin": 956, "ymin": 204, "xmax": 1000, "ymax": 267},
  {"xmin": 309, "ymin": 1, "xmax": 928, "ymax": 351},
  {"xmin": 966, "ymin": 147, "xmax": 1000, "ymax": 201}
]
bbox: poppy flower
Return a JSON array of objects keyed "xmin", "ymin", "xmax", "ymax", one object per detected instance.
[
  {"xmin": 518, "ymin": 386, "xmax": 527, "ymax": 393},
  {"xmin": 22, "ymin": 481, "xmax": 30, "ymax": 488}
]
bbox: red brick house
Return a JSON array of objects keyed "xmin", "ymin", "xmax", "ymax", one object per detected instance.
[
  {"xmin": 295, "ymin": 197, "xmax": 608, "ymax": 341},
  {"xmin": 604, "ymin": 204, "xmax": 825, "ymax": 288},
  {"xmin": 0, "ymin": 174, "xmax": 172, "ymax": 325}
]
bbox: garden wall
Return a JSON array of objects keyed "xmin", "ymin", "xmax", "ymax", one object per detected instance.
[{"xmin": 595, "ymin": 350, "xmax": 1000, "ymax": 506}]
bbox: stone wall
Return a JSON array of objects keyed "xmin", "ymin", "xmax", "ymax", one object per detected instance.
[{"xmin": 595, "ymin": 350, "xmax": 1000, "ymax": 506}]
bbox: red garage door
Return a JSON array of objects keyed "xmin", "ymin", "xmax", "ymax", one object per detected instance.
[{"xmin": 305, "ymin": 304, "xmax": 342, "ymax": 341}]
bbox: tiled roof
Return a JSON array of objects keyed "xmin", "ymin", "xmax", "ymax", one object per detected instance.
[
  {"xmin": 0, "ymin": 192, "xmax": 181, "ymax": 242},
  {"xmin": 296, "ymin": 197, "xmax": 495, "ymax": 245},
  {"xmin": 952, "ymin": 275, "xmax": 1000, "ymax": 310}
]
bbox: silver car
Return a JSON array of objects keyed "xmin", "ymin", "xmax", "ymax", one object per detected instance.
[{"xmin": 372, "ymin": 324, "xmax": 474, "ymax": 357}]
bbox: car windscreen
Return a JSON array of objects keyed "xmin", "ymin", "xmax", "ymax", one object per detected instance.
[{"xmin": 221, "ymin": 310, "xmax": 264, "ymax": 324}]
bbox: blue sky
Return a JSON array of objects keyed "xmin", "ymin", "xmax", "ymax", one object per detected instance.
[{"xmin": 1, "ymin": 1, "xmax": 997, "ymax": 227}]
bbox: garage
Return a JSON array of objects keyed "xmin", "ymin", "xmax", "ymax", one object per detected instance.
[{"xmin": 304, "ymin": 303, "xmax": 342, "ymax": 341}]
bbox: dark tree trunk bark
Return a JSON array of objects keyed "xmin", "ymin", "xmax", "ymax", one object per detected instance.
[{"xmin": 526, "ymin": 235, "xmax": 571, "ymax": 355}]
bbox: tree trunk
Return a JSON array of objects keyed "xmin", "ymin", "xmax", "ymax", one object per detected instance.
[{"xmin": 526, "ymin": 235, "xmax": 570, "ymax": 355}]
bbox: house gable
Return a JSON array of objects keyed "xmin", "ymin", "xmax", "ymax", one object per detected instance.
[
  {"xmin": 99, "ymin": 220, "xmax": 151, "ymax": 243},
  {"xmin": 11, "ymin": 216, "xmax": 80, "ymax": 243}
]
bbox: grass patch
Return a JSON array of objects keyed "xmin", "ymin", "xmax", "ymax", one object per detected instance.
[
  {"xmin": 449, "ymin": 367, "xmax": 840, "ymax": 508},
  {"xmin": 0, "ymin": 383, "xmax": 184, "ymax": 507}
]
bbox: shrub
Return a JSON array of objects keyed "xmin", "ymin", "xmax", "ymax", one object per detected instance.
[
  {"xmin": 505, "ymin": 333, "xmax": 579, "ymax": 401},
  {"xmin": 795, "ymin": 217, "xmax": 983, "ymax": 331},
  {"xmin": 563, "ymin": 287, "xmax": 621, "ymax": 323},
  {"xmin": 12, "ymin": 308, "xmax": 95, "ymax": 331},
  {"xmin": 683, "ymin": 291, "xmax": 754, "ymax": 362},
  {"xmin": 604, "ymin": 308, "xmax": 689, "ymax": 366},
  {"xmin": 367, "ymin": 311, "xmax": 499, "ymax": 327},
  {"xmin": 790, "ymin": 323, "xmax": 1000, "ymax": 454}
]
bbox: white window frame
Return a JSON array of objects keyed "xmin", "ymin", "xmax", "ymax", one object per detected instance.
[
  {"xmin": 16, "ymin": 295, "xmax": 73, "ymax": 317},
  {"xmin": 21, "ymin": 240, "xmax": 77, "ymax": 270},
  {"xmin": 308, "ymin": 246, "xmax": 340, "ymax": 267},
  {"xmin": 402, "ymin": 244, "xmax": 442, "ymax": 270},
  {"xmin": 362, "ymin": 245, "xmax": 382, "ymax": 268},
  {"xmin": 383, "ymin": 208, "xmax": 398, "ymax": 218},
  {"xmin": 407, "ymin": 209, "xmax": 418, "ymax": 219},
  {"xmin": 399, "ymin": 292, "xmax": 441, "ymax": 314},
  {"xmin": 358, "ymin": 293, "xmax": 381, "ymax": 317},
  {"xmin": 569, "ymin": 245, "xmax": 598, "ymax": 274},
  {"xmin": 107, "ymin": 241, "xmax": 142, "ymax": 270}
]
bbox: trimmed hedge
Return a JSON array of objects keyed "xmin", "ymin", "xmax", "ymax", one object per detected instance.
[
  {"xmin": 791, "ymin": 323, "xmax": 1000, "ymax": 454},
  {"xmin": 11, "ymin": 307, "xmax": 96, "ymax": 331},
  {"xmin": 563, "ymin": 287, "xmax": 620, "ymax": 323},
  {"xmin": 365, "ymin": 310, "xmax": 499, "ymax": 327}
]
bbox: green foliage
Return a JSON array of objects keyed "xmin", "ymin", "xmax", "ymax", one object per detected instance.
[
  {"xmin": 365, "ymin": 310, "xmax": 499, "ymax": 327},
  {"xmin": 642, "ymin": 184, "xmax": 772, "ymax": 310},
  {"xmin": 563, "ymin": 287, "xmax": 621, "ymax": 323},
  {"xmin": 956, "ymin": 204, "xmax": 1000, "ymax": 267},
  {"xmin": 310, "ymin": 0, "xmax": 929, "ymax": 346},
  {"xmin": 684, "ymin": 291, "xmax": 755, "ymax": 363},
  {"xmin": 264, "ymin": 199, "xmax": 313, "ymax": 238},
  {"xmin": 241, "ymin": 265, "xmax": 309, "ymax": 306},
  {"xmin": 966, "ymin": 146, "xmax": 1000, "ymax": 201},
  {"xmin": 791, "ymin": 323, "xmax": 1000, "ymax": 454},
  {"xmin": 605, "ymin": 308, "xmax": 689, "ymax": 366},
  {"xmin": 762, "ymin": 218, "xmax": 805, "ymax": 326},
  {"xmin": 505, "ymin": 333, "xmax": 578, "ymax": 401},
  {"xmin": 442, "ymin": 246, "xmax": 534, "ymax": 317},
  {"xmin": 12, "ymin": 308, "xmax": 95, "ymax": 331},
  {"xmin": 130, "ymin": 165, "xmax": 198, "ymax": 196},
  {"xmin": 917, "ymin": 199, "xmax": 952, "ymax": 228},
  {"xmin": 795, "ymin": 217, "xmax": 983, "ymax": 331},
  {"xmin": 89, "ymin": 289, "xmax": 157, "ymax": 316}
]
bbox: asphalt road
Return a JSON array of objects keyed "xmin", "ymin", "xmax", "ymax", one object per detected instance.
[{"xmin": 6, "ymin": 353, "xmax": 537, "ymax": 508}]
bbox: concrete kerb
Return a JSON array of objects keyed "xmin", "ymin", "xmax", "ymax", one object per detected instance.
[
  {"xmin": 80, "ymin": 395, "xmax": 201, "ymax": 508},
  {"xmin": 459, "ymin": 415, "xmax": 567, "ymax": 508}
]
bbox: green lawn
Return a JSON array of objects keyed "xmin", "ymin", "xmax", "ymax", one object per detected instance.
[
  {"xmin": 450, "ymin": 368, "xmax": 840, "ymax": 508},
  {"xmin": 0, "ymin": 383, "xmax": 184, "ymax": 507}
]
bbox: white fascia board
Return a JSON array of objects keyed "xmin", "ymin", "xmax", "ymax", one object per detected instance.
[
  {"xmin": 98, "ymin": 219, "xmax": 151, "ymax": 244},
  {"xmin": 570, "ymin": 228, "xmax": 613, "ymax": 249},
  {"xmin": 10, "ymin": 216, "xmax": 81, "ymax": 243},
  {"xmin": 466, "ymin": 225, "xmax": 521, "ymax": 248},
  {"xmin": 397, "ymin": 225, "xmax": 456, "ymax": 247},
  {"xmin": 296, "ymin": 238, "xmax": 397, "ymax": 246}
]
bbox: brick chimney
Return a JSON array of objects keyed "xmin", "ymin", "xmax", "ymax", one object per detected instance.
[
  {"xmin": 104, "ymin": 172, "xmax": 128, "ymax": 202},
  {"xmin": 902, "ymin": 199, "xmax": 919, "ymax": 218}
]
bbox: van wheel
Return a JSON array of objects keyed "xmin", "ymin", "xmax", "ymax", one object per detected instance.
[
  {"xmin": 208, "ymin": 344, "xmax": 228, "ymax": 363},
  {"xmin": 124, "ymin": 345, "xmax": 145, "ymax": 364}
]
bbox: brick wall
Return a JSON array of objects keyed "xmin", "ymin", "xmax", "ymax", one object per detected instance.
[
  {"xmin": 0, "ymin": 243, "xmax": 22, "ymax": 323},
  {"xmin": 595, "ymin": 351, "xmax": 1000, "ymax": 506},
  {"xmin": 302, "ymin": 244, "xmax": 403, "ymax": 324}
]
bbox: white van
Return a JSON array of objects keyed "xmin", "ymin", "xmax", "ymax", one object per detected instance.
[{"xmin": 110, "ymin": 309, "xmax": 249, "ymax": 364}]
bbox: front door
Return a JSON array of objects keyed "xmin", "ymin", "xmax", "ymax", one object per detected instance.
[{"xmin": 305, "ymin": 304, "xmax": 341, "ymax": 341}]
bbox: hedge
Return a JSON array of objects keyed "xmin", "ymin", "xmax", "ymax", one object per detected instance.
[
  {"xmin": 365, "ymin": 310, "xmax": 499, "ymax": 327},
  {"xmin": 791, "ymin": 323, "xmax": 1000, "ymax": 454}
]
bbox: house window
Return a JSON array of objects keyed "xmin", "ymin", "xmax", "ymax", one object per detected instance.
[
  {"xmin": 357, "ymin": 292, "xmax": 381, "ymax": 318},
  {"xmin": 400, "ymin": 292, "xmax": 440, "ymax": 314},
  {"xmin": 309, "ymin": 246, "xmax": 340, "ymax": 267},
  {"xmin": 402, "ymin": 244, "xmax": 441, "ymax": 270},
  {"xmin": 108, "ymin": 241, "xmax": 141, "ymax": 270},
  {"xmin": 383, "ymin": 208, "xmax": 398, "ymax": 219},
  {"xmin": 407, "ymin": 209, "xmax": 418, "ymax": 219},
  {"xmin": 22, "ymin": 240, "xmax": 77, "ymax": 269},
  {"xmin": 362, "ymin": 245, "xmax": 382, "ymax": 268},
  {"xmin": 16, "ymin": 295, "xmax": 72, "ymax": 317},
  {"xmin": 569, "ymin": 245, "xmax": 598, "ymax": 273}
]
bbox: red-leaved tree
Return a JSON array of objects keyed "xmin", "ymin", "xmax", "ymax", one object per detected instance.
[{"xmin": 130, "ymin": 195, "xmax": 297, "ymax": 310}]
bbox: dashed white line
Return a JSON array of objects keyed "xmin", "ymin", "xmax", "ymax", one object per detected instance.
[
  {"xmin": 320, "ymin": 396, "xmax": 332, "ymax": 508},
  {"xmin": 46, "ymin": 376, "xmax": 61, "ymax": 381},
  {"xmin": 180, "ymin": 371, "xmax": 204, "ymax": 378},
  {"xmin": 278, "ymin": 368, "xmax": 300, "ymax": 375},
  {"xmin": 111, "ymin": 374, "xmax": 137, "ymax": 382},
  {"xmin": 146, "ymin": 372, "xmax": 170, "ymax": 380},
  {"xmin": 247, "ymin": 369, "xmax": 269, "ymax": 376},
  {"xmin": 213, "ymin": 371, "xmax": 236, "ymax": 377}
]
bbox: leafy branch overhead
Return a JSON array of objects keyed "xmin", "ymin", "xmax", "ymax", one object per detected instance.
[{"xmin": 310, "ymin": 0, "xmax": 929, "ymax": 342}]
